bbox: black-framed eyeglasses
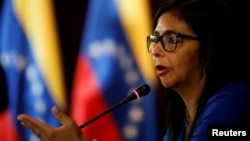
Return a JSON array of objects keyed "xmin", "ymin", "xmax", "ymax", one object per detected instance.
[{"xmin": 147, "ymin": 31, "xmax": 199, "ymax": 53}]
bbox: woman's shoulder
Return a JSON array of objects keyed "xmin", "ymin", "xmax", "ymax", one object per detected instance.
[
  {"xmin": 192, "ymin": 83, "xmax": 250, "ymax": 140},
  {"xmin": 210, "ymin": 82, "xmax": 250, "ymax": 102},
  {"xmin": 199, "ymin": 82, "xmax": 250, "ymax": 124}
]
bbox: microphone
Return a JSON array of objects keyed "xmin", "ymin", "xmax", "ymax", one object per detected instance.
[{"xmin": 79, "ymin": 83, "xmax": 150, "ymax": 129}]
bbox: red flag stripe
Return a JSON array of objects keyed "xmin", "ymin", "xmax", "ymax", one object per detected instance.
[
  {"xmin": 70, "ymin": 56, "xmax": 122, "ymax": 141},
  {"xmin": 0, "ymin": 110, "xmax": 20, "ymax": 141}
]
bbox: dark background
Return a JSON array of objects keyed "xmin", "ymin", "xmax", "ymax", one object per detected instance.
[{"xmin": 0, "ymin": 0, "xmax": 167, "ymax": 138}]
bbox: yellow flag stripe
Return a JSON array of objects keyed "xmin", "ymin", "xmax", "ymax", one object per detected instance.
[
  {"xmin": 116, "ymin": 0, "xmax": 158, "ymax": 86},
  {"xmin": 13, "ymin": 0, "xmax": 66, "ymax": 109}
]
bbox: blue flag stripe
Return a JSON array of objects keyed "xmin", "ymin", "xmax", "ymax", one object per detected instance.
[{"xmin": 79, "ymin": 0, "xmax": 159, "ymax": 140}]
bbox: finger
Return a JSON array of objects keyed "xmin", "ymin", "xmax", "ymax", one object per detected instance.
[
  {"xmin": 51, "ymin": 106, "xmax": 75, "ymax": 126},
  {"xmin": 17, "ymin": 114, "xmax": 52, "ymax": 137}
]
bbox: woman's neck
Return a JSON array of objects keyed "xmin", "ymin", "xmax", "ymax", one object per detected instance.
[
  {"xmin": 179, "ymin": 74, "xmax": 206, "ymax": 121},
  {"xmin": 181, "ymin": 75, "xmax": 206, "ymax": 141}
]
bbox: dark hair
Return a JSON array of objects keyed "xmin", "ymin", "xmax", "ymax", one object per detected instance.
[{"xmin": 154, "ymin": 0, "xmax": 250, "ymax": 140}]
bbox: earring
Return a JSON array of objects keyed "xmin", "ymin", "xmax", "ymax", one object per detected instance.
[{"xmin": 202, "ymin": 66, "xmax": 208, "ymax": 76}]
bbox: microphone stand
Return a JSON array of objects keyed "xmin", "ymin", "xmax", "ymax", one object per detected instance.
[
  {"xmin": 79, "ymin": 100, "xmax": 124, "ymax": 129},
  {"xmin": 78, "ymin": 84, "xmax": 150, "ymax": 129}
]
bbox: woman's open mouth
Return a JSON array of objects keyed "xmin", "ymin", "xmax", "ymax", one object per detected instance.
[{"xmin": 155, "ymin": 65, "xmax": 170, "ymax": 75}]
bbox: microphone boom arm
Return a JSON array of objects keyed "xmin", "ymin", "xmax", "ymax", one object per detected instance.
[
  {"xmin": 79, "ymin": 100, "xmax": 124, "ymax": 129},
  {"xmin": 78, "ymin": 83, "xmax": 150, "ymax": 129}
]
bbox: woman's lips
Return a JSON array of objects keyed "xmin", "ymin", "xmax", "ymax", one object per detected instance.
[{"xmin": 155, "ymin": 65, "xmax": 170, "ymax": 75}]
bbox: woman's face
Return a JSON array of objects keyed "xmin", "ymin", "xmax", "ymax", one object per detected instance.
[{"xmin": 152, "ymin": 11, "xmax": 203, "ymax": 91}]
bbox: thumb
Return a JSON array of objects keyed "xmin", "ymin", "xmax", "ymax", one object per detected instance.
[{"xmin": 51, "ymin": 106, "xmax": 74, "ymax": 126}]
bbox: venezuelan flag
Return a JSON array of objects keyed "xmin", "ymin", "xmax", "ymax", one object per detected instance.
[
  {"xmin": 70, "ymin": 0, "xmax": 159, "ymax": 141},
  {"xmin": 0, "ymin": 0, "xmax": 66, "ymax": 140}
]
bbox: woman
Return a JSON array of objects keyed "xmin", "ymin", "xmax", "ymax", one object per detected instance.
[
  {"xmin": 148, "ymin": 0, "xmax": 250, "ymax": 140},
  {"xmin": 17, "ymin": 0, "xmax": 250, "ymax": 140}
]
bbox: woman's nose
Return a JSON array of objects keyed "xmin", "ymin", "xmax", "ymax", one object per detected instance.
[{"xmin": 151, "ymin": 42, "xmax": 164, "ymax": 57}]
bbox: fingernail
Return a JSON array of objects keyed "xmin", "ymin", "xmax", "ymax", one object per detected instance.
[{"xmin": 21, "ymin": 122, "xmax": 25, "ymax": 126}]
